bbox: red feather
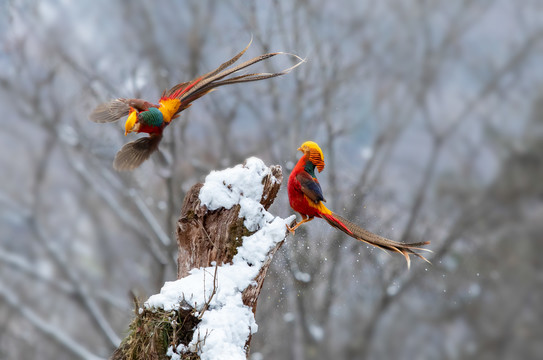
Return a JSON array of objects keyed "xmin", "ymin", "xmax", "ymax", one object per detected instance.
[
  {"xmin": 287, "ymin": 155, "xmax": 323, "ymax": 218},
  {"xmin": 165, "ymin": 77, "xmax": 203, "ymax": 100}
]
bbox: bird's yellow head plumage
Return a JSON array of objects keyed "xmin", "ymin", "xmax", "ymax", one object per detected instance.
[
  {"xmin": 298, "ymin": 141, "xmax": 325, "ymax": 172},
  {"xmin": 125, "ymin": 109, "xmax": 138, "ymax": 136}
]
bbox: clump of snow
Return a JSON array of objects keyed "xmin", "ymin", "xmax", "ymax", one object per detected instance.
[
  {"xmin": 166, "ymin": 343, "xmax": 188, "ymax": 360},
  {"xmin": 198, "ymin": 157, "xmax": 276, "ymax": 231},
  {"xmin": 145, "ymin": 158, "xmax": 294, "ymax": 360},
  {"xmin": 166, "ymin": 345, "xmax": 182, "ymax": 360}
]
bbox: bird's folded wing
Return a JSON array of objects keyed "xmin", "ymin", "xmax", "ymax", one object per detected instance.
[{"xmin": 296, "ymin": 172, "xmax": 326, "ymax": 203}]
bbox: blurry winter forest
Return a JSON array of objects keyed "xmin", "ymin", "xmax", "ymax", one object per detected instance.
[{"xmin": 1, "ymin": 1, "xmax": 542, "ymax": 359}]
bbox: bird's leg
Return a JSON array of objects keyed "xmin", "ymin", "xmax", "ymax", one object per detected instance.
[{"xmin": 286, "ymin": 215, "xmax": 314, "ymax": 234}]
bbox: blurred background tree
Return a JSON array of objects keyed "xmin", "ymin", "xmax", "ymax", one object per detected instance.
[{"xmin": 0, "ymin": 0, "xmax": 542, "ymax": 359}]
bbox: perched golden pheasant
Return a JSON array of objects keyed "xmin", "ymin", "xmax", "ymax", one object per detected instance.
[{"xmin": 287, "ymin": 141, "xmax": 431, "ymax": 268}]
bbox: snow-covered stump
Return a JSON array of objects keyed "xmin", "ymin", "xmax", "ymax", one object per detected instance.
[{"xmin": 111, "ymin": 158, "xmax": 294, "ymax": 360}]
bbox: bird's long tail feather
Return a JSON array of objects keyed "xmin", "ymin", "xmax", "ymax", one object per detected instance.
[
  {"xmin": 166, "ymin": 39, "xmax": 304, "ymax": 106},
  {"xmin": 322, "ymin": 212, "xmax": 431, "ymax": 269}
]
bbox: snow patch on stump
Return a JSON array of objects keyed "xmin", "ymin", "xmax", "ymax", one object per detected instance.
[
  {"xmin": 145, "ymin": 157, "xmax": 294, "ymax": 360},
  {"xmin": 198, "ymin": 157, "xmax": 276, "ymax": 231}
]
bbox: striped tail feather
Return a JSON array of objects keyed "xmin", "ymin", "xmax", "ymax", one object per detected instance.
[
  {"xmin": 322, "ymin": 212, "xmax": 431, "ymax": 269},
  {"xmin": 163, "ymin": 39, "xmax": 304, "ymax": 107}
]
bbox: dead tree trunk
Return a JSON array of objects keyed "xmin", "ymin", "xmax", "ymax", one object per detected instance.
[
  {"xmin": 111, "ymin": 161, "xmax": 290, "ymax": 360},
  {"xmin": 177, "ymin": 164, "xmax": 283, "ymax": 307}
]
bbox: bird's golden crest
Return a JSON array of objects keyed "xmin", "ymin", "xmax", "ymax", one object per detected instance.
[
  {"xmin": 298, "ymin": 141, "xmax": 325, "ymax": 172},
  {"xmin": 124, "ymin": 110, "xmax": 138, "ymax": 135}
]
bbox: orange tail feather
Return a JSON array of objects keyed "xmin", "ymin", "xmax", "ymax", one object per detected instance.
[{"xmin": 321, "ymin": 212, "xmax": 431, "ymax": 269}]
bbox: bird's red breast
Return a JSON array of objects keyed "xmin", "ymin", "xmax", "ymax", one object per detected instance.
[{"xmin": 288, "ymin": 155, "xmax": 327, "ymax": 218}]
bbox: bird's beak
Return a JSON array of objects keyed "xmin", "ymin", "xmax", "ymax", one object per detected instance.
[
  {"xmin": 124, "ymin": 110, "xmax": 137, "ymax": 136},
  {"xmin": 297, "ymin": 146, "xmax": 303, "ymax": 152}
]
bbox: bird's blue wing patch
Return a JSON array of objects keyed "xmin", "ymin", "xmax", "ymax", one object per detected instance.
[{"xmin": 296, "ymin": 171, "xmax": 326, "ymax": 203}]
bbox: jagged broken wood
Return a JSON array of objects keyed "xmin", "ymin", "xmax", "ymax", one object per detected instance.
[{"xmin": 111, "ymin": 159, "xmax": 292, "ymax": 360}]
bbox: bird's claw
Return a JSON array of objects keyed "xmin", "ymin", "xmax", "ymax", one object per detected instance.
[{"xmin": 286, "ymin": 224, "xmax": 296, "ymax": 235}]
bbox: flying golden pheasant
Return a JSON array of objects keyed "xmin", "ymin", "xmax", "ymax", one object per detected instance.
[{"xmin": 89, "ymin": 41, "xmax": 302, "ymax": 170}]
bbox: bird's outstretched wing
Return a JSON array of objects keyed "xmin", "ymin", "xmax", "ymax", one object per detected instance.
[
  {"xmin": 89, "ymin": 98, "xmax": 156, "ymax": 123},
  {"xmin": 113, "ymin": 134, "xmax": 163, "ymax": 171}
]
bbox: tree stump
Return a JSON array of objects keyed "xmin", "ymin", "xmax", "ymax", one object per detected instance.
[
  {"xmin": 177, "ymin": 163, "xmax": 283, "ymax": 300},
  {"xmin": 111, "ymin": 159, "xmax": 291, "ymax": 360}
]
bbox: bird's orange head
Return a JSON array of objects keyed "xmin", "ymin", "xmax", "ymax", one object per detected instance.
[{"xmin": 298, "ymin": 141, "xmax": 325, "ymax": 172}]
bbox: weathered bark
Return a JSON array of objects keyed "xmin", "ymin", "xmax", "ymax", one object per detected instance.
[
  {"xmin": 177, "ymin": 164, "xmax": 283, "ymax": 281},
  {"xmin": 111, "ymin": 163, "xmax": 288, "ymax": 360}
]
